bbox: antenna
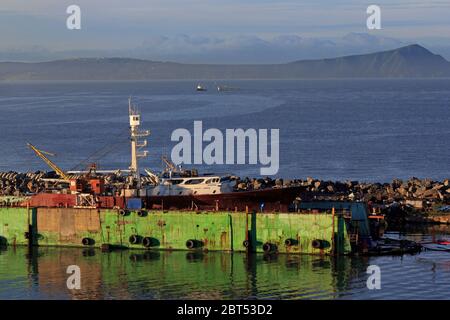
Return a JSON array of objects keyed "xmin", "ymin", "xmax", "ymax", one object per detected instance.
[{"xmin": 128, "ymin": 96, "xmax": 132, "ymax": 115}]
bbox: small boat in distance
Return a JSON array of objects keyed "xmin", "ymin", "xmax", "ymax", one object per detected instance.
[
  {"xmin": 196, "ymin": 84, "xmax": 207, "ymax": 91},
  {"xmin": 217, "ymin": 85, "xmax": 239, "ymax": 92}
]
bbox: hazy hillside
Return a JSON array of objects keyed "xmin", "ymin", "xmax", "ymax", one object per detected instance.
[
  {"xmin": 288, "ymin": 44, "xmax": 450, "ymax": 77},
  {"xmin": 0, "ymin": 44, "xmax": 449, "ymax": 81}
]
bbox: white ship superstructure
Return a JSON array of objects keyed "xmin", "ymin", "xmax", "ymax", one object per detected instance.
[{"xmin": 147, "ymin": 175, "xmax": 235, "ymax": 196}]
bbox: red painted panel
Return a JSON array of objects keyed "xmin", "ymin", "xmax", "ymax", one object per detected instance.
[{"xmin": 28, "ymin": 193, "xmax": 77, "ymax": 208}]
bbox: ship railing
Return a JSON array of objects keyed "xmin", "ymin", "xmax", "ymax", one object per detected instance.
[
  {"xmin": 74, "ymin": 193, "xmax": 97, "ymax": 208},
  {"xmin": 0, "ymin": 196, "xmax": 30, "ymax": 207}
]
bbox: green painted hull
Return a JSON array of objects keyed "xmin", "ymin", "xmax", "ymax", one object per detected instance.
[
  {"xmin": 0, "ymin": 207, "xmax": 351, "ymax": 255},
  {"xmin": 0, "ymin": 207, "xmax": 30, "ymax": 246}
]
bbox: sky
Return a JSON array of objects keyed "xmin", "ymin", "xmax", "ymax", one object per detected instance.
[{"xmin": 1, "ymin": 0, "xmax": 450, "ymax": 63}]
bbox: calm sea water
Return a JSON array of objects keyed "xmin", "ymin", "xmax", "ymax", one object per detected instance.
[
  {"xmin": 0, "ymin": 80, "xmax": 450, "ymax": 299},
  {"xmin": 0, "ymin": 229, "xmax": 449, "ymax": 300},
  {"xmin": 1, "ymin": 80, "xmax": 450, "ymax": 299},
  {"xmin": 0, "ymin": 79, "xmax": 449, "ymax": 181}
]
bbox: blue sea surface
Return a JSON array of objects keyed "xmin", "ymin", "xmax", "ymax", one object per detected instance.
[
  {"xmin": 1, "ymin": 81, "xmax": 450, "ymax": 300},
  {"xmin": 0, "ymin": 79, "xmax": 449, "ymax": 182}
]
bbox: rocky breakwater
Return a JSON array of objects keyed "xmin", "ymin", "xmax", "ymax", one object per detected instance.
[
  {"xmin": 0, "ymin": 171, "xmax": 131, "ymax": 198},
  {"xmin": 0, "ymin": 171, "xmax": 47, "ymax": 196},
  {"xmin": 1, "ymin": 171, "xmax": 449, "ymax": 224},
  {"xmin": 234, "ymin": 176, "xmax": 450, "ymax": 224}
]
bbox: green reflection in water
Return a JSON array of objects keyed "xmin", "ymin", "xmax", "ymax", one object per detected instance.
[{"xmin": 0, "ymin": 246, "xmax": 367, "ymax": 300}]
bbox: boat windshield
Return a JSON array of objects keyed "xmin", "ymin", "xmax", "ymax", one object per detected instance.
[
  {"xmin": 167, "ymin": 179, "xmax": 183, "ymax": 185},
  {"xmin": 184, "ymin": 178, "xmax": 205, "ymax": 185}
]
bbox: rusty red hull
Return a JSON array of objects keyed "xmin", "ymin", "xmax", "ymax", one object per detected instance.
[
  {"xmin": 20, "ymin": 186, "xmax": 308, "ymax": 212},
  {"xmin": 27, "ymin": 193, "xmax": 77, "ymax": 208},
  {"xmin": 144, "ymin": 186, "xmax": 308, "ymax": 211}
]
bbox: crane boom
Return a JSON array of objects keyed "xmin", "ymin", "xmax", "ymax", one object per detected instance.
[
  {"xmin": 162, "ymin": 155, "xmax": 177, "ymax": 172},
  {"xmin": 27, "ymin": 143, "xmax": 70, "ymax": 181}
]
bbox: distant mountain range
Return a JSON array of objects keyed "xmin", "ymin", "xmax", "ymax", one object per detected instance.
[{"xmin": 1, "ymin": 44, "xmax": 449, "ymax": 81}]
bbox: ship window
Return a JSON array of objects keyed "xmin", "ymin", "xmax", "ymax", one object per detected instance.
[
  {"xmin": 220, "ymin": 177, "xmax": 230, "ymax": 182},
  {"xmin": 169, "ymin": 179, "xmax": 183, "ymax": 185},
  {"xmin": 184, "ymin": 179, "xmax": 204, "ymax": 185},
  {"xmin": 213, "ymin": 190, "xmax": 216, "ymax": 194}
]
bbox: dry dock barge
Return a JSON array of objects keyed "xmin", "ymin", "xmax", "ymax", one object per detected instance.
[{"xmin": 0, "ymin": 100, "xmax": 421, "ymax": 256}]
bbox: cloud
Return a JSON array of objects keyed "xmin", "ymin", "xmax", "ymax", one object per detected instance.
[
  {"xmin": 0, "ymin": 1, "xmax": 449, "ymax": 62},
  {"xmin": 2, "ymin": 0, "xmax": 450, "ymax": 44},
  {"xmin": 3, "ymin": 32, "xmax": 445, "ymax": 63},
  {"xmin": 129, "ymin": 33, "xmax": 408, "ymax": 63}
]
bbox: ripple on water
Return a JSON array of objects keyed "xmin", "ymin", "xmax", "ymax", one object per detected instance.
[{"xmin": 1, "ymin": 230, "xmax": 450, "ymax": 299}]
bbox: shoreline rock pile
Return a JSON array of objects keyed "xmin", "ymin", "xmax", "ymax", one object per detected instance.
[
  {"xmin": 235, "ymin": 176, "xmax": 450, "ymax": 205},
  {"xmin": 0, "ymin": 171, "xmax": 47, "ymax": 196},
  {"xmin": 0, "ymin": 171, "xmax": 130, "ymax": 196},
  {"xmin": 1, "ymin": 171, "xmax": 449, "ymax": 207}
]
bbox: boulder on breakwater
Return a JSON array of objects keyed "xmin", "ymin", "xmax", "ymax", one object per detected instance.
[{"xmin": 1, "ymin": 171, "xmax": 449, "ymax": 224}]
